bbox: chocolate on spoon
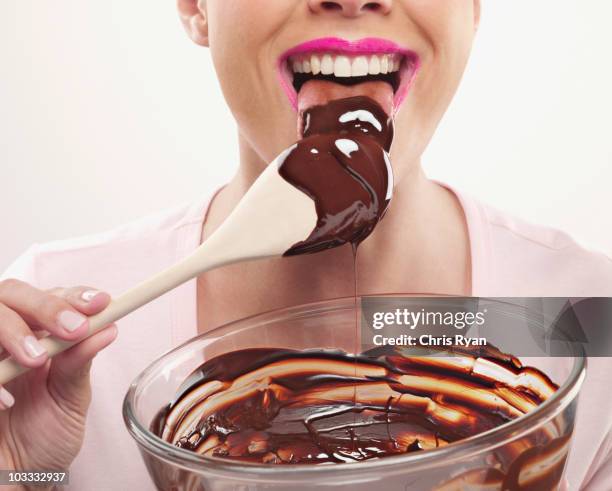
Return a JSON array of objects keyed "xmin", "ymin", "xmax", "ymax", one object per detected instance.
[{"xmin": 280, "ymin": 96, "xmax": 393, "ymax": 255}]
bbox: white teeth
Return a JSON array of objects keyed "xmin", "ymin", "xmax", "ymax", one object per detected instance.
[
  {"xmin": 352, "ymin": 56, "xmax": 369, "ymax": 77},
  {"xmin": 311, "ymin": 55, "xmax": 321, "ymax": 75},
  {"xmin": 334, "ymin": 56, "xmax": 351, "ymax": 77},
  {"xmin": 290, "ymin": 53, "xmax": 402, "ymax": 76},
  {"xmin": 321, "ymin": 54, "xmax": 334, "ymax": 75},
  {"xmin": 380, "ymin": 55, "xmax": 389, "ymax": 74},
  {"xmin": 369, "ymin": 55, "xmax": 381, "ymax": 75}
]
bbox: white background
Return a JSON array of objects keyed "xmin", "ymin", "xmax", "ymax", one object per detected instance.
[{"xmin": 1, "ymin": 1, "xmax": 610, "ymax": 272}]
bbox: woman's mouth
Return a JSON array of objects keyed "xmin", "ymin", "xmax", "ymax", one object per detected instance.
[{"xmin": 278, "ymin": 37, "xmax": 420, "ymax": 134}]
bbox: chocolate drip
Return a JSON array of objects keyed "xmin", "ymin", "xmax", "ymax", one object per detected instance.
[
  {"xmin": 149, "ymin": 97, "xmax": 566, "ymax": 490},
  {"xmin": 278, "ymin": 96, "xmax": 393, "ymax": 256},
  {"xmin": 154, "ymin": 346, "xmax": 557, "ymax": 465}
]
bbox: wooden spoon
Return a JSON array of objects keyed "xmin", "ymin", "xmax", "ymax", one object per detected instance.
[{"xmin": 0, "ymin": 156, "xmax": 316, "ymax": 384}]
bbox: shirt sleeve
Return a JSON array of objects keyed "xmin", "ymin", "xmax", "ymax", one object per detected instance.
[
  {"xmin": 0, "ymin": 244, "xmax": 40, "ymax": 284},
  {"xmin": 582, "ymin": 453, "xmax": 612, "ymax": 490}
]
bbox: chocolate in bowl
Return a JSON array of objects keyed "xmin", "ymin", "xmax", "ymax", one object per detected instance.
[
  {"xmin": 123, "ymin": 297, "xmax": 585, "ymax": 491},
  {"xmin": 153, "ymin": 346, "xmax": 558, "ymax": 465}
]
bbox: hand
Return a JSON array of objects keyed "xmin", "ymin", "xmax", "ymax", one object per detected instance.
[{"xmin": 0, "ymin": 279, "xmax": 117, "ymax": 483}]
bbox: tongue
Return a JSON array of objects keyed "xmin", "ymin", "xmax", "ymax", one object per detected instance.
[{"xmin": 297, "ymin": 79, "xmax": 394, "ymax": 136}]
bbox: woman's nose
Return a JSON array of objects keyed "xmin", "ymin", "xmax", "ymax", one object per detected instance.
[{"xmin": 308, "ymin": 0, "xmax": 392, "ymax": 17}]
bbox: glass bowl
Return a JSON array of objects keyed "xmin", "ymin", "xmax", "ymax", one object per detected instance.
[{"xmin": 123, "ymin": 296, "xmax": 585, "ymax": 491}]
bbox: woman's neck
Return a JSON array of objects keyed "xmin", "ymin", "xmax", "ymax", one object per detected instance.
[{"xmin": 197, "ymin": 136, "xmax": 471, "ymax": 331}]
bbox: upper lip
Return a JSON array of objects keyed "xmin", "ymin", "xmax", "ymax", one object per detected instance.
[
  {"xmin": 282, "ymin": 36, "xmax": 412, "ymax": 58},
  {"xmin": 277, "ymin": 37, "xmax": 420, "ymax": 112}
]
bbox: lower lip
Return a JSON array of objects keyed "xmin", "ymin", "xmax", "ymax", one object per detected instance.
[{"xmin": 277, "ymin": 54, "xmax": 420, "ymax": 115}]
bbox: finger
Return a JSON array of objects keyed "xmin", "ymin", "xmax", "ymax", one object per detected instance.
[
  {"xmin": 48, "ymin": 323, "xmax": 118, "ymax": 401},
  {"xmin": 50, "ymin": 286, "xmax": 111, "ymax": 316},
  {"xmin": 0, "ymin": 385, "xmax": 15, "ymax": 410},
  {"xmin": 0, "ymin": 303, "xmax": 49, "ymax": 368},
  {"xmin": 0, "ymin": 279, "xmax": 89, "ymax": 340}
]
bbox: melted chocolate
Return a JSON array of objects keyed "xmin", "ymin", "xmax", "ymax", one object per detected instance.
[
  {"xmin": 154, "ymin": 346, "xmax": 557, "ymax": 465},
  {"xmin": 278, "ymin": 96, "xmax": 393, "ymax": 256},
  {"xmin": 150, "ymin": 98, "xmax": 566, "ymax": 490}
]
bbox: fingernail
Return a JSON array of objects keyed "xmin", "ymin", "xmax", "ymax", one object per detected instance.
[
  {"xmin": 23, "ymin": 335, "xmax": 47, "ymax": 358},
  {"xmin": 81, "ymin": 289, "xmax": 101, "ymax": 302},
  {"xmin": 0, "ymin": 387, "xmax": 15, "ymax": 409},
  {"xmin": 58, "ymin": 310, "xmax": 87, "ymax": 332}
]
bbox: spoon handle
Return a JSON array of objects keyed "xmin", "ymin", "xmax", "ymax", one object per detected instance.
[{"xmin": 0, "ymin": 248, "xmax": 216, "ymax": 385}]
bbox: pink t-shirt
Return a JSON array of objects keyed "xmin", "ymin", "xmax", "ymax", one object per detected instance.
[{"xmin": 2, "ymin": 186, "xmax": 612, "ymax": 490}]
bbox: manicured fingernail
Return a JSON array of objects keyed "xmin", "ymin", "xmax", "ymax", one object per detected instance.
[
  {"xmin": 23, "ymin": 335, "xmax": 47, "ymax": 358},
  {"xmin": 58, "ymin": 310, "xmax": 87, "ymax": 332},
  {"xmin": 0, "ymin": 387, "xmax": 14, "ymax": 409},
  {"xmin": 81, "ymin": 289, "xmax": 101, "ymax": 302}
]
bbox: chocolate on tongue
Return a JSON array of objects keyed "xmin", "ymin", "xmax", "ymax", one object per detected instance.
[
  {"xmin": 278, "ymin": 92, "xmax": 394, "ymax": 256},
  {"xmin": 297, "ymin": 79, "xmax": 395, "ymax": 133}
]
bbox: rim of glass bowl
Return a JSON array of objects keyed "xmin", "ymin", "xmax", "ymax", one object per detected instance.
[{"xmin": 123, "ymin": 295, "xmax": 586, "ymax": 479}]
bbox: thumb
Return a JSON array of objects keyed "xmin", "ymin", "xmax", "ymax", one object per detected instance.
[{"xmin": 47, "ymin": 324, "xmax": 118, "ymax": 409}]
